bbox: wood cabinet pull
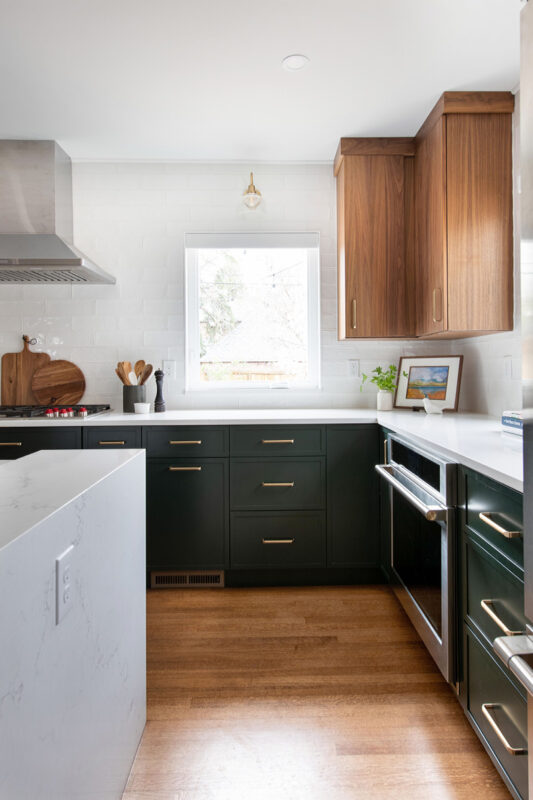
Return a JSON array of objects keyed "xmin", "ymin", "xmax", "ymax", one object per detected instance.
[
  {"xmin": 479, "ymin": 512, "xmax": 521, "ymax": 539},
  {"xmin": 481, "ymin": 704, "xmax": 527, "ymax": 756},
  {"xmin": 262, "ymin": 538, "xmax": 295, "ymax": 545},
  {"xmin": 480, "ymin": 599, "xmax": 524, "ymax": 636},
  {"xmin": 432, "ymin": 287, "xmax": 443, "ymax": 323},
  {"xmin": 169, "ymin": 466, "xmax": 202, "ymax": 472},
  {"xmin": 261, "ymin": 482, "xmax": 295, "ymax": 488},
  {"xmin": 98, "ymin": 441, "xmax": 125, "ymax": 445},
  {"xmin": 351, "ymin": 298, "xmax": 357, "ymax": 329},
  {"xmin": 261, "ymin": 439, "xmax": 294, "ymax": 444},
  {"xmin": 169, "ymin": 440, "xmax": 202, "ymax": 445},
  {"xmin": 0, "ymin": 441, "xmax": 22, "ymax": 446}
]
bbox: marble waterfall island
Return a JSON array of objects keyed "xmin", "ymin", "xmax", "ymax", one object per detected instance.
[{"xmin": 0, "ymin": 448, "xmax": 146, "ymax": 800}]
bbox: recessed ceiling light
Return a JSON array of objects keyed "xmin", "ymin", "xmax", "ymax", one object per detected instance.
[{"xmin": 282, "ymin": 54, "xmax": 310, "ymax": 72}]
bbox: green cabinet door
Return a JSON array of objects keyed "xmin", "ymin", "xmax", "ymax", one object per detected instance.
[
  {"xmin": 147, "ymin": 458, "xmax": 228, "ymax": 570},
  {"xmin": 464, "ymin": 625, "xmax": 528, "ymax": 799},
  {"xmin": 326, "ymin": 425, "xmax": 379, "ymax": 568}
]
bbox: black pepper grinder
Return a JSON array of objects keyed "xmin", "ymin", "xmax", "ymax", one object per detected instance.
[{"xmin": 154, "ymin": 368, "xmax": 166, "ymax": 413}]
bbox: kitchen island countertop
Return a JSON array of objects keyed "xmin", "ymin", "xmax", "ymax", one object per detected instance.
[
  {"xmin": 0, "ymin": 448, "xmax": 145, "ymax": 551},
  {"xmin": 0, "ymin": 408, "xmax": 523, "ymax": 492}
]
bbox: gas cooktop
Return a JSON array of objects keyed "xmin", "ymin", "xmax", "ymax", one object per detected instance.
[{"xmin": 0, "ymin": 404, "xmax": 111, "ymax": 418}]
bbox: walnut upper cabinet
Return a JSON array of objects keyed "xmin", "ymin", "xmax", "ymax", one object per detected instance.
[
  {"xmin": 415, "ymin": 91, "xmax": 515, "ymax": 338},
  {"xmin": 334, "ymin": 91, "xmax": 515, "ymax": 340},
  {"xmin": 334, "ymin": 139, "xmax": 416, "ymax": 339}
]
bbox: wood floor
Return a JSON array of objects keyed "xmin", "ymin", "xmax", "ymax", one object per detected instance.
[{"xmin": 122, "ymin": 585, "xmax": 511, "ymax": 800}]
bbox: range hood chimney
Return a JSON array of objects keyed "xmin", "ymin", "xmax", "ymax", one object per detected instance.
[{"xmin": 0, "ymin": 140, "xmax": 115, "ymax": 284}]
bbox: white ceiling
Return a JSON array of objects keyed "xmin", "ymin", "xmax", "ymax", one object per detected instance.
[{"xmin": 0, "ymin": 0, "xmax": 522, "ymax": 162}]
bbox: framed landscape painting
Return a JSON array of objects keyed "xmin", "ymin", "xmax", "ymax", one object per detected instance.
[{"xmin": 394, "ymin": 356, "xmax": 463, "ymax": 411}]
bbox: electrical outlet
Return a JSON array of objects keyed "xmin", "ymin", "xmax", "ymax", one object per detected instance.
[
  {"xmin": 348, "ymin": 359, "xmax": 360, "ymax": 378},
  {"xmin": 162, "ymin": 360, "xmax": 176, "ymax": 380},
  {"xmin": 56, "ymin": 544, "xmax": 74, "ymax": 625}
]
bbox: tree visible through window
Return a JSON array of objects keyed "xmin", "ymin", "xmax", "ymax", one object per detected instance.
[{"xmin": 185, "ymin": 234, "xmax": 320, "ymax": 389}]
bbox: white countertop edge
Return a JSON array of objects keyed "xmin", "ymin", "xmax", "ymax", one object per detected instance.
[
  {"xmin": 379, "ymin": 417, "xmax": 523, "ymax": 493},
  {"xmin": 0, "ymin": 449, "xmax": 146, "ymax": 553},
  {"xmin": 0, "ymin": 408, "xmax": 523, "ymax": 492},
  {"xmin": 0, "ymin": 408, "xmax": 380, "ymax": 426}
]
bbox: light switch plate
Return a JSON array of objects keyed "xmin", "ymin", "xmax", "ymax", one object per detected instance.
[
  {"xmin": 348, "ymin": 359, "xmax": 360, "ymax": 378},
  {"xmin": 56, "ymin": 544, "xmax": 74, "ymax": 625},
  {"xmin": 162, "ymin": 360, "xmax": 176, "ymax": 380}
]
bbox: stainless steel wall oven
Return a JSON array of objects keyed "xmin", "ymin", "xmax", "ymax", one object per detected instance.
[{"xmin": 376, "ymin": 432, "xmax": 457, "ymax": 682}]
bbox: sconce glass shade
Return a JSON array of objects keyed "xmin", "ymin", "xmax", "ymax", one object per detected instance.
[{"xmin": 243, "ymin": 172, "xmax": 262, "ymax": 209}]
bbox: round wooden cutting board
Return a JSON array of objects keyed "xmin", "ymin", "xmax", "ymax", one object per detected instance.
[{"xmin": 31, "ymin": 360, "xmax": 86, "ymax": 406}]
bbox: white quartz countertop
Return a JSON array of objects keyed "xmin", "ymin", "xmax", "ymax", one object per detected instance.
[
  {"xmin": 0, "ymin": 408, "xmax": 523, "ymax": 492},
  {"xmin": 378, "ymin": 411, "xmax": 523, "ymax": 493},
  {"xmin": 0, "ymin": 449, "xmax": 145, "ymax": 552}
]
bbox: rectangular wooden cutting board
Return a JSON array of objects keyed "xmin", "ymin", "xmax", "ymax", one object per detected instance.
[{"xmin": 1, "ymin": 336, "xmax": 51, "ymax": 405}]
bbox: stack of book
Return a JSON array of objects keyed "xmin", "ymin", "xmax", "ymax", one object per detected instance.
[{"xmin": 501, "ymin": 410, "xmax": 527, "ymax": 436}]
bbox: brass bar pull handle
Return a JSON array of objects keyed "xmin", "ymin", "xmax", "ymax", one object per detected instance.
[
  {"xmin": 169, "ymin": 466, "xmax": 202, "ymax": 472},
  {"xmin": 351, "ymin": 298, "xmax": 357, "ymax": 329},
  {"xmin": 481, "ymin": 704, "xmax": 527, "ymax": 756},
  {"xmin": 98, "ymin": 441, "xmax": 125, "ymax": 445},
  {"xmin": 261, "ymin": 482, "xmax": 295, "ymax": 488},
  {"xmin": 480, "ymin": 599, "xmax": 524, "ymax": 636},
  {"xmin": 479, "ymin": 512, "xmax": 522, "ymax": 539},
  {"xmin": 383, "ymin": 439, "xmax": 388, "ymax": 465},
  {"xmin": 169, "ymin": 440, "xmax": 202, "ymax": 445},
  {"xmin": 262, "ymin": 539, "xmax": 295, "ymax": 545},
  {"xmin": 261, "ymin": 439, "xmax": 295, "ymax": 444},
  {"xmin": 0, "ymin": 442, "xmax": 22, "ymax": 446},
  {"xmin": 432, "ymin": 287, "xmax": 443, "ymax": 323}
]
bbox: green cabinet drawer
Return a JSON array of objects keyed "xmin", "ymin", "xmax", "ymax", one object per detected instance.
[
  {"xmin": 142, "ymin": 426, "xmax": 228, "ymax": 458},
  {"xmin": 230, "ymin": 457, "xmax": 325, "ymax": 510},
  {"xmin": 464, "ymin": 535, "xmax": 526, "ymax": 649},
  {"xmin": 83, "ymin": 426, "xmax": 142, "ymax": 449},
  {"xmin": 147, "ymin": 458, "xmax": 228, "ymax": 570},
  {"xmin": 464, "ymin": 468, "xmax": 523, "ymax": 568},
  {"xmin": 230, "ymin": 425, "xmax": 325, "ymax": 457},
  {"xmin": 230, "ymin": 511, "xmax": 326, "ymax": 568},
  {"xmin": 465, "ymin": 625, "xmax": 528, "ymax": 800},
  {"xmin": 0, "ymin": 426, "xmax": 81, "ymax": 458}
]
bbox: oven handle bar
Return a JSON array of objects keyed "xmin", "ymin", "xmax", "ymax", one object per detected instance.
[{"xmin": 374, "ymin": 464, "xmax": 448, "ymax": 522}]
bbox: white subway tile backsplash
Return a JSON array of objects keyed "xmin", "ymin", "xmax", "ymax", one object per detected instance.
[{"xmin": 143, "ymin": 330, "xmax": 183, "ymax": 347}]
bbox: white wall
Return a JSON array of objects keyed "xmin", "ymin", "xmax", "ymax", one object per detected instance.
[{"xmin": 0, "ymin": 156, "xmax": 522, "ymax": 416}]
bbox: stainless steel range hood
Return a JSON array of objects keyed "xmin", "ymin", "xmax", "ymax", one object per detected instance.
[{"xmin": 0, "ymin": 140, "xmax": 115, "ymax": 284}]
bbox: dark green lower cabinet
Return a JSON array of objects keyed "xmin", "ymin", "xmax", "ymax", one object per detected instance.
[
  {"xmin": 146, "ymin": 458, "xmax": 228, "ymax": 570},
  {"xmin": 464, "ymin": 534, "xmax": 526, "ymax": 650},
  {"xmin": 326, "ymin": 425, "xmax": 379, "ymax": 568},
  {"xmin": 0, "ymin": 426, "xmax": 81, "ymax": 458},
  {"xmin": 464, "ymin": 625, "xmax": 528, "ymax": 800},
  {"xmin": 230, "ymin": 511, "xmax": 326, "ymax": 568}
]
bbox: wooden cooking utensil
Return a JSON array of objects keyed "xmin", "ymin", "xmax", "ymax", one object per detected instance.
[
  {"xmin": 1, "ymin": 335, "xmax": 51, "ymax": 405},
  {"xmin": 117, "ymin": 362, "xmax": 131, "ymax": 385},
  {"xmin": 134, "ymin": 360, "xmax": 145, "ymax": 381},
  {"xmin": 139, "ymin": 364, "xmax": 153, "ymax": 385},
  {"xmin": 115, "ymin": 367, "xmax": 128, "ymax": 385},
  {"xmin": 128, "ymin": 371, "xmax": 137, "ymax": 386},
  {"xmin": 31, "ymin": 360, "xmax": 86, "ymax": 406}
]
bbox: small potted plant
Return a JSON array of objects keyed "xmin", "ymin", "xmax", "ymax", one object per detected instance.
[{"xmin": 360, "ymin": 364, "xmax": 406, "ymax": 411}]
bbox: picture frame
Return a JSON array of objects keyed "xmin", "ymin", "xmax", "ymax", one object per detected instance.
[{"xmin": 394, "ymin": 355, "xmax": 464, "ymax": 411}]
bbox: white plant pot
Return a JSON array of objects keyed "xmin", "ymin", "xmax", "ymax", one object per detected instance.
[{"xmin": 377, "ymin": 390, "xmax": 393, "ymax": 411}]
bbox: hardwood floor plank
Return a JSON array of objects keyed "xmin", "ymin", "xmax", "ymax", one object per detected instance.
[{"xmin": 123, "ymin": 586, "xmax": 511, "ymax": 799}]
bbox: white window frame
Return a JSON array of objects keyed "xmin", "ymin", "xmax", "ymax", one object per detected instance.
[{"xmin": 185, "ymin": 232, "xmax": 321, "ymax": 391}]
